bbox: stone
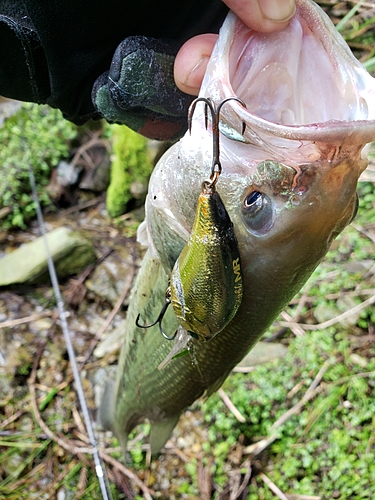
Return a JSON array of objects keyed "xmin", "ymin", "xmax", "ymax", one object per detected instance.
[
  {"xmin": 0, "ymin": 227, "xmax": 96, "ymax": 286},
  {"xmin": 235, "ymin": 341, "xmax": 289, "ymax": 368},
  {"xmin": 85, "ymin": 244, "xmax": 134, "ymax": 306}
]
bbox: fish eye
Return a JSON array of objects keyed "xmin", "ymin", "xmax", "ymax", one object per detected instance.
[{"xmin": 241, "ymin": 190, "xmax": 274, "ymax": 234}]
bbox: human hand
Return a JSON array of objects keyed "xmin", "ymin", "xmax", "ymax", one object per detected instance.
[
  {"xmin": 91, "ymin": 0, "xmax": 296, "ymax": 141},
  {"xmin": 174, "ymin": 0, "xmax": 296, "ymax": 95}
]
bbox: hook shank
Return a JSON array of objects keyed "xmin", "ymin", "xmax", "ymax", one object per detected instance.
[{"xmin": 188, "ymin": 96, "xmax": 247, "ymax": 187}]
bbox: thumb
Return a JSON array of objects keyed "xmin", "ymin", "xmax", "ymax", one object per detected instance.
[{"xmin": 174, "ymin": 0, "xmax": 296, "ymax": 96}]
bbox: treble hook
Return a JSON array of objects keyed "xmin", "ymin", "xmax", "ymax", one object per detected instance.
[
  {"xmin": 187, "ymin": 96, "xmax": 247, "ymax": 187},
  {"xmin": 135, "ymin": 287, "xmax": 177, "ymax": 341}
]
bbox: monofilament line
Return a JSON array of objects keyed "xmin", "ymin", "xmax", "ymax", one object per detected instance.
[{"xmin": 27, "ymin": 156, "xmax": 112, "ymax": 500}]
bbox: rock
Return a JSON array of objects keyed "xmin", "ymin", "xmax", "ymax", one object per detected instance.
[
  {"xmin": 78, "ymin": 145, "xmax": 111, "ymax": 192},
  {"xmin": 0, "ymin": 227, "xmax": 96, "ymax": 286},
  {"xmin": 85, "ymin": 244, "xmax": 134, "ymax": 306},
  {"xmin": 93, "ymin": 319, "xmax": 127, "ymax": 358},
  {"xmin": 235, "ymin": 341, "xmax": 289, "ymax": 368},
  {"xmin": 92, "ymin": 365, "xmax": 118, "ymax": 410},
  {"xmin": 0, "ymin": 97, "xmax": 22, "ymax": 126}
]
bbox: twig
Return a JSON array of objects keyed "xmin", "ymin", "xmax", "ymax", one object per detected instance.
[
  {"xmin": 8, "ymin": 462, "xmax": 46, "ymax": 491},
  {"xmin": 232, "ymin": 366, "xmax": 256, "ymax": 373},
  {"xmin": 352, "ymin": 223, "xmax": 375, "ymax": 245},
  {"xmin": 57, "ymin": 195, "xmax": 105, "ymax": 217},
  {"xmin": 245, "ymin": 364, "xmax": 375, "ymax": 458},
  {"xmin": 28, "ymin": 342, "xmax": 154, "ymax": 498},
  {"xmin": 0, "ymin": 408, "xmax": 28, "ymax": 429},
  {"xmin": 280, "ymin": 293, "xmax": 375, "ymax": 331},
  {"xmin": 304, "ymin": 359, "xmax": 332, "ymax": 398},
  {"xmin": 0, "ymin": 311, "xmax": 53, "ymax": 329},
  {"xmin": 74, "ymin": 455, "xmax": 88, "ymax": 500},
  {"xmin": 70, "ymin": 133, "xmax": 110, "ymax": 169},
  {"xmin": 218, "ymin": 388, "xmax": 246, "ymax": 423},
  {"xmin": 100, "ymin": 451, "xmax": 154, "ymax": 500},
  {"xmin": 197, "ymin": 457, "xmax": 213, "ymax": 500},
  {"xmin": 280, "ymin": 311, "xmax": 305, "ymax": 337},
  {"xmin": 97, "ymin": 268, "xmax": 135, "ymax": 338},
  {"xmin": 259, "ymin": 472, "xmax": 289, "ymax": 500},
  {"xmin": 0, "ymin": 206, "xmax": 11, "ymax": 219},
  {"xmin": 324, "ymin": 288, "xmax": 375, "ymax": 300},
  {"xmin": 72, "ymin": 405, "xmax": 89, "ymax": 438},
  {"xmin": 164, "ymin": 441, "xmax": 191, "ymax": 462},
  {"xmin": 28, "ymin": 344, "xmax": 94, "ymax": 455},
  {"xmin": 64, "ymin": 248, "xmax": 113, "ymax": 307},
  {"xmin": 293, "ymin": 288, "xmax": 311, "ymax": 319},
  {"xmin": 229, "ymin": 459, "xmax": 252, "ymax": 500}
]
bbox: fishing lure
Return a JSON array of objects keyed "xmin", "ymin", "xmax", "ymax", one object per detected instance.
[{"xmin": 136, "ymin": 97, "xmax": 245, "ymax": 342}]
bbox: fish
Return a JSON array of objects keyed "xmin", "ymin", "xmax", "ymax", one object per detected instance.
[{"xmin": 101, "ymin": 0, "xmax": 375, "ymax": 454}]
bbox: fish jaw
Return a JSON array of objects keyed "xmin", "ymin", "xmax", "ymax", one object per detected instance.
[{"xmin": 196, "ymin": 0, "xmax": 375, "ymax": 163}]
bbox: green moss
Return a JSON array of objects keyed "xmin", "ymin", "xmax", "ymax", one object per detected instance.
[
  {"xmin": 0, "ymin": 102, "xmax": 78, "ymax": 228},
  {"xmin": 200, "ymin": 328, "xmax": 375, "ymax": 499},
  {"xmin": 106, "ymin": 124, "xmax": 153, "ymax": 217}
]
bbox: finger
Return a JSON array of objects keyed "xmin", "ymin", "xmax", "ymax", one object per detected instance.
[
  {"xmin": 174, "ymin": 0, "xmax": 296, "ymax": 95},
  {"xmin": 174, "ymin": 34, "xmax": 217, "ymax": 96},
  {"xmin": 223, "ymin": 0, "xmax": 296, "ymax": 32}
]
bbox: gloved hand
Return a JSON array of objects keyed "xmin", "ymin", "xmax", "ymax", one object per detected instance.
[{"xmin": 92, "ymin": 36, "xmax": 194, "ymax": 141}]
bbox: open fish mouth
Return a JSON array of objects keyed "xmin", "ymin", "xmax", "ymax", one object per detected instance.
[{"xmin": 197, "ymin": 0, "xmax": 375, "ymax": 162}]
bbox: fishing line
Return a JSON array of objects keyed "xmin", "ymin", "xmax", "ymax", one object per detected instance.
[{"xmin": 27, "ymin": 151, "xmax": 112, "ymax": 500}]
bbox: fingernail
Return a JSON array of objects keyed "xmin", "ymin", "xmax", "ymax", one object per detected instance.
[
  {"xmin": 259, "ymin": 0, "xmax": 296, "ymax": 23},
  {"xmin": 184, "ymin": 56, "xmax": 210, "ymax": 89}
]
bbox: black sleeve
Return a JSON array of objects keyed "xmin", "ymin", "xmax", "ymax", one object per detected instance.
[{"xmin": 0, "ymin": 0, "xmax": 228, "ymax": 125}]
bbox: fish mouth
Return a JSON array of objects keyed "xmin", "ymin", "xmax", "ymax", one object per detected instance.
[{"xmin": 199, "ymin": 0, "xmax": 375, "ymax": 156}]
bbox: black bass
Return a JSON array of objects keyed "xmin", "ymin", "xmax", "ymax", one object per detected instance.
[{"xmin": 102, "ymin": 0, "xmax": 375, "ymax": 454}]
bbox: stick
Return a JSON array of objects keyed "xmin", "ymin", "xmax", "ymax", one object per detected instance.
[
  {"xmin": 218, "ymin": 388, "xmax": 246, "ymax": 423},
  {"xmin": 280, "ymin": 293, "xmax": 375, "ymax": 331},
  {"xmin": 100, "ymin": 451, "xmax": 154, "ymax": 500},
  {"xmin": 0, "ymin": 311, "xmax": 53, "ymax": 329},
  {"xmin": 259, "ymin": 472, "xmax": 289, "ymax": 500}
]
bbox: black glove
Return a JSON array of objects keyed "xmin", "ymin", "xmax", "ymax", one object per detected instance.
[{"xmin": 92, "ymin": 36, "xmax": 194, "ymax": 141}]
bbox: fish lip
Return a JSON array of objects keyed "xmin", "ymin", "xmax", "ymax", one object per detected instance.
[{"xmin": 199, "ymin": 0, "xmax": 375, "ymax": 148}]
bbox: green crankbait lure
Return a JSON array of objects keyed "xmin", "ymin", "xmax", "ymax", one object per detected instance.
[
  {"xmin": 136, "ymin": 97, "xmax": 245, "ymax": 342},
  {"xmin": 169, "ymin": 178, "xmax": 243, "ymax": 341}
]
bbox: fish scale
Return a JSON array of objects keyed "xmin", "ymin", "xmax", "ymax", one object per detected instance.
[{"xmin": 101, "ymin": 0, "xmax": 375, "ymax": 455}]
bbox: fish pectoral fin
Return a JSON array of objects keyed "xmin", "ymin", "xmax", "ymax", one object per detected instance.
[{"xmin": 150, "ymin": 414, "xmax": 180, "ymax": 454}]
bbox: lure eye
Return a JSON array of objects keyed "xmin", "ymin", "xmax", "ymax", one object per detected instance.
[{"xmin": 242, "ymin": 190, "xmax": 274, "ymax": 234}]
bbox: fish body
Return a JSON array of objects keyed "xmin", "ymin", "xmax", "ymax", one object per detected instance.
[
  {"xmin": 169, "ymin": 181, "xmax": 243, "ymax": 341},
  {"xmin": 103, "ymin": 0, "xmax": 375, "ymax": 453}
]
